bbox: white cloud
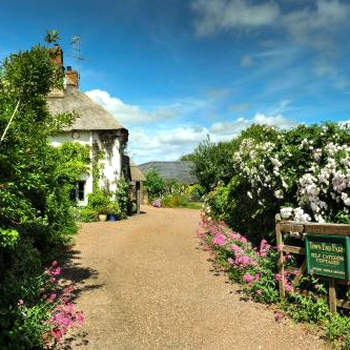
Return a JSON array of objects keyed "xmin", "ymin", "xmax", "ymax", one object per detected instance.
[
  {"xmin": 210, "ymin": 113, "xmax": 297, "ymax": 136},
  {"xmin": 85, "ymin": 89, "xmax": 212, "ymax": 127},
  {"xmin": 85, "ymin": 89, "xmax": 176, "ymax": 125},
  {"xmin": 192, "ymin": 0, "xmax": 350, "ymax": 49},
  {"xmin": 252, "ymin": 113, "xmax": 297, "ymax": 129},
  {"xmin": 128, "ymin": 126, "xmax": 210, "ymax": 163},
  {"xmin": 240, "ymin": 55, "xmax": 254, "ymax": 67},
  {"xmin": 192, "ymin": 0, "xmax": 280, "ymax": 36},
  {"xmin": 283, "ymin": 0, "xmax": 350, "ymax": 49},
  {"xmin": 313, "ymin": 59, "xmax": 336, "ymax": 77},
  {"xmin": 85, "ymin": 89, "xmax": 298, "ymax": 163},
  {"xmin": 130, "ymin": 113, "xmax": 298, "ymax": 163}
]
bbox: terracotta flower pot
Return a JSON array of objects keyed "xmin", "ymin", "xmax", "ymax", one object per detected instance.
[{"xmin": 98, "ymin": 214, "xmax": 107, "ymax": 222}]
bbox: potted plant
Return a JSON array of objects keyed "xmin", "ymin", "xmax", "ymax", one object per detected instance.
[
  {"xmin": 98, "ymin": 206, "xmax": 108, "ymax": 222},
  {"xmin": 106, "ymin": 202, "xmax": 120, "ymax": 221}
]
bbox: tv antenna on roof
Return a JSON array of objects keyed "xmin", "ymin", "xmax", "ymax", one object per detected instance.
[{"xmin": 71, "ymin": 35, "xmax": 84, "ymax": 83}]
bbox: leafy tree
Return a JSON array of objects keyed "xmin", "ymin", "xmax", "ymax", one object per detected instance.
[
  {"xmin": 190, "ymin": 136, "xmax": 238, "ymax": 192},
  {"xmin": 0, "ymin": 42, "xmax": 78, "ymax": 348},
  {"xmin": 44, "ymin": 29, "xmax": 61, "ymax": 45},
  {"xmin": 180, "ymin": 153, "xmax": 196, "ymax": 161},
  {"xmin": 144, "ymin": 170, "xmax": 165, "ymax": 201}
]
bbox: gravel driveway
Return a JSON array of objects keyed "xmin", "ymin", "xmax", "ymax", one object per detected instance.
[{"xmin": 62, "ymin": 205, "xmax": 329, "ymax": 350}]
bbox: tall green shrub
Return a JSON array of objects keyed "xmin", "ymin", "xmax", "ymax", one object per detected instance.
[
  {"xmin": 144, "ymin": 170, "xmax": 165, "ymax": 201},
  {"xmin": 195, "ymin": 123, "xmax": 350, "ymax": 241},
  {"xmin": 0, "ymin": 42, "xmax": 78, "ymax": 348}
]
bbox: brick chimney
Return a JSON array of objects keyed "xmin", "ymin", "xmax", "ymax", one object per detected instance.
[
  {"xmin": 50, "ymin": 44, "xmax": 63, "ymax": 69},
  {"xmin": 65, "ymin": 66, "xmax": 79, "ymax": 88}
]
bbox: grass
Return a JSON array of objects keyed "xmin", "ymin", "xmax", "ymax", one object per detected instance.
[{"xmin": 178, "ymin": 202, "xmax": 203, "ymax": 210}]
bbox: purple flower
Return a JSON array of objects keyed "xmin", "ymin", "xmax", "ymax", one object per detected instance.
[{"xmin": 152, "ymin": 198, "xmax": 162, "ymax": 207}]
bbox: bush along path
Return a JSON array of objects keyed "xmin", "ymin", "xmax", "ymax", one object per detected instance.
[
  {"xmin": 198, "ymin": 208, "xmax": 350, "ymax": 349},
  {"xmin": 63, "ymin": 206, "xmax": 328, "ymax": 350}
]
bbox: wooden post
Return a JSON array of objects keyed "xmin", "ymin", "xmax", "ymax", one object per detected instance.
[
  {"xmin": 329, "ymin": 278, "xmax": 337, "ymax": 313},
  {"xmin": 136, "ymin": 181, "xmax": 141, "ymax": 215},
  {"xmin": 275, "ymin": 214, "xmax": 285, "ymax": 299}
]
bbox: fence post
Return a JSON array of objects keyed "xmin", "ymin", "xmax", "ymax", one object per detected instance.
[
  {"xmin": 275, "ymin": 214, "xmax": 285, "ymax": 299},
  {"xmin": 329, "ymin": 278, "xmax": 337, "ymax": 313}
]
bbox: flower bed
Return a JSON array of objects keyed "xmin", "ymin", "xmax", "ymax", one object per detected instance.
[
  {"xmin": 7, "ymin": 260, "xmax": 84, "ymax": 349},
  {"xmin": 198, "ymin": 212, "xmax": 350, "ymax": 349},
  {"xmin": 198, "ymin": 213, "xmax": 280, "ymax": 303}
]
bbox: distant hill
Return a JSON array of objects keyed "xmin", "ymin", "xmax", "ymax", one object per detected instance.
[{"xmin": 138, "ymin": 161, "xmax": 198, "ymax": 185}]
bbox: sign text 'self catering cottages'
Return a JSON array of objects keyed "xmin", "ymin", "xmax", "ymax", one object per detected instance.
[{"xmin": 47, "ymin": 45, "xmax": 129, "ymax": 206}]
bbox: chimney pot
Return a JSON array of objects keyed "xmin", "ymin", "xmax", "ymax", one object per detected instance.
[{"xmin": 66, "ymin": 70, "xmax": 79, "ymax": 88}]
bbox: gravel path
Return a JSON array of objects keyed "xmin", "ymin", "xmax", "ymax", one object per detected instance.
[{"xmin": 62, "ymin": 205, "xmax": 329, "ymax": 350}]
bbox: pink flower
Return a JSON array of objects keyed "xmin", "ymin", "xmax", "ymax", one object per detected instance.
[
  {"xmin": 231, "ymin": 244, "xmax": 241, "ymax": 253},
  {"xmin": 255, "ymin": 289, "xmax": 262, "ymax": 296},
  {"xmin": 235, "ymin": 255, "xmax": 256, "ymax": 268},
  {"xmin": 275, "ymin": 273, "xmax": 281, "ymax": 281},
  {"xmin": 51, "ymin": 260, "xmax": 59, "ymax": 268},
  {"xmin": 254, "ymin": 273, "xmax": 260, "ymax": 281},
  {"xmin": 49, "ymin": 293, "xmax": 57, "ymax": 302},
  {"xmin": 63, "ymin": 285, "xmax": 75, "ymax": 295},
  {"xmin": 51, "ymin": 277, "xmax": 56, "ymax": 283},
  {"xmin": 52, "ymin": 267, "xmax": 61, "ymax": 276},
  {"xmin": 274, "ymin": 310, "xmax": 284, "ymax": 322},
  {"xmin": 212, "ymin": 234, "xmax": 226, "ymax": 246},
  {"xmin": 259, "ymin": 239, "xmax": 271, "ymax": 257},
  {"xmin": 61, "ymin": 297, "xmax": 69, "ymax": 305},
  {"xmin": 75, "ymin": 312, "xmax": 85, "ymax": 325},
  {"xmin": 240, "ymin": 236, "xmax": 247, "ymax": 244},
  {"xmin": 51, "ymin": 328, "xmax": 62, "ymax": 342},
  {"xmin": 285, "ymin": 283, "xmax": 294, "ymax": 293},
  {"xmin": 65, "ymin": 303, "xmax": 75, "ymax": 313},
  {"xmin": 17, "ymin": 299, "xmax": 24, "ymax": 306},
  {"xmin": 227, "ymin": 257, "xmax": 234, "ymax": 265},
  {"xmin": 243, "ymin": 273, "xmax": 254, "ymax": 284},
  {"xmin": 284, "ymin": 253, "xmax": 292, "ymax": 261}
]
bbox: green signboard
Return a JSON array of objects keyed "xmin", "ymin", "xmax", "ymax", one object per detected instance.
[{"xmin": 305, "ymin": 234, "xmax": 350, "ymax": 280}]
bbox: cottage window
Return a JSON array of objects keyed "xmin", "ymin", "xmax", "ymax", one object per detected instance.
[
  {"xmin": 77, "ymin": 181, "xmax": 85, "ymax": 201},
  {"xmin": 70, "ymin": 181, "xmax": 86, "ymax": 203}
]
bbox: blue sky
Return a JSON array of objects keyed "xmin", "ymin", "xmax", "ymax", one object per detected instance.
[{"xmin": 1, "ymin": 0, "xmax": 350, "ymax": 163}]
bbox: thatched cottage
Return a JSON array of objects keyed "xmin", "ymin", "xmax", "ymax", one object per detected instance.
[{"xmin": 47, "ymin": 46, "xmax": 129, "ymax": 206}]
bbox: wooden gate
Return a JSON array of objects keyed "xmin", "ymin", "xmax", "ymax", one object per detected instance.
[{"xmin": 275, "ymin": 214, "xmax": 350, "ymax": 313}]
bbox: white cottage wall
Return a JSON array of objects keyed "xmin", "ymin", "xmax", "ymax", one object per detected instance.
[
  {"xmin": 50, "ymin": 131, "xmax": 91, "ymax": 147},
  {"xmin": 92, "ymin": 132, "xmax": 122, "ymax": 194},
  {"xmin": 50, "ymin": 131, "xmax": 93, "ymax": 206},
  {"xmin": 51, "ymin": 131, "xmax": 123, "ymax": 205}
]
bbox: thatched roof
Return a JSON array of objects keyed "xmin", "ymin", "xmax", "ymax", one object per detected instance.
[
  {"xmin": 47, "ymin": 86, "xmax": 126, "ymax": 131},
  {"xmin": 138, "ymin": 161, "xmax": 198, "ymax": 185},
  {"xmin": 130, "ymin": 161, "xmax": 145, "ymax": 182}
]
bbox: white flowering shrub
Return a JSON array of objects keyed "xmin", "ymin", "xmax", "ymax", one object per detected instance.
[{"xmin": 202, "ymin": 123, "xmax": 350, "ymax": 240}]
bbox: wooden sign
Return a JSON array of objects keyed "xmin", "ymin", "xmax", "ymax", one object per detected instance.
[{"xmin": 305, "ymin": 234, "xmax": 350, "ymax": 280}]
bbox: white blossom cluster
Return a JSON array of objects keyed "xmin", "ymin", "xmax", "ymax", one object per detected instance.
[
  {"xmin": 232, "ymin": 126, "xmax": 350, "ymax": 223},
  {"xmin": 298, "ymin": 141, "xmax": 350, "ymax": 222},
  {"xmin": 232, "ymin": 135, "xmax": 289, "ymax": 207}
]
